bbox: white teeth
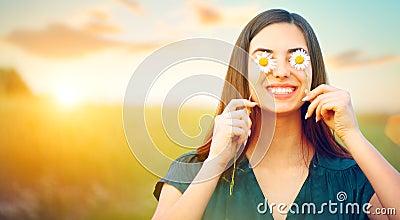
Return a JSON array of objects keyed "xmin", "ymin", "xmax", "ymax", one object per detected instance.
[{"xmin": 268, "ymin": 87, "xmax": 294, "ymax": 94}]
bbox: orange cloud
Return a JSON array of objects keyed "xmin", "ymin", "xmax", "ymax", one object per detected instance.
[
  {"xmin": 183, "ymin": 1, "xmax": 256, "ymax": 28},
  {"xmin": 116, "ymin": 0, "xmax": 146, "ymax": 16},
  {"xmin": 68, "ymin": 7, "xmax": 122, "ymax": 35},
  {"xmin": 68, "ymin": 7, "xmax": 114, "ymax": 26},
  {"xmin": 326, "ymin": 50, "xmax": 400, "ymax": 70},
  {"xmin": 385, "ymin": 114, "xmax": 400, "ymax": 146},
  {"xmin": 192, "ymin": 1, "xmax": 222, "ymax": 25},
  {"xmin": 3, "ymin": 23, "xmax": 160, "ymax": 59},
  {"xmin": 86, "ymin": 8, "xmax": 112, "ymax": 22},
  {"xmin": 83, "ymin": 23, "xmax": 122, "ymax": 34}
]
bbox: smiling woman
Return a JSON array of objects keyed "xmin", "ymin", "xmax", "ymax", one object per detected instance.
[{"xmin": 152, "ymin": 9, "xmax": 400, "ymax": 220}]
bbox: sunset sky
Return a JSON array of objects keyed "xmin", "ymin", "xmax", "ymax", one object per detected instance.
[{"xmin": 0, "ymin": 0, "xmax": 399, "ymax": 113}]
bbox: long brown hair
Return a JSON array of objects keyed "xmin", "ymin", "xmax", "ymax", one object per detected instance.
[{"xmin": 196, "ymin": 9, "xmax": 350, "ymax": 161}]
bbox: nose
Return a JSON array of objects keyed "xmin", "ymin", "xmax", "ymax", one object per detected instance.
[{"xmin": 271, "ymin": 56, "xmax": 290, "ymax": 78}]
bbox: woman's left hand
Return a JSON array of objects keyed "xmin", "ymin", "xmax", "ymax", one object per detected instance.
[{"xmin": 304, "ymin": 84, "xmax": 360, "ymax": 142}]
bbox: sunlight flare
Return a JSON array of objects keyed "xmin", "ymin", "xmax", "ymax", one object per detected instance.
[{"xmin": 55, "ymin": 85, "xmax": 82, "ymax": 107}]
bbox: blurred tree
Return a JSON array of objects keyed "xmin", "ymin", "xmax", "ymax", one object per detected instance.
[{"xmin": 0, "ymin": 68, "xmax": 31, "ymax": 96}]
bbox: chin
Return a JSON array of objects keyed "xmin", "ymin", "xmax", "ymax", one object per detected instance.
[
  {"xmin": 258, "ymin": 101, "xmax": 302, "ymax": 115},
  {"xmin": 251, "ymin": 89, "xmax": 304, "ymax": 114}
]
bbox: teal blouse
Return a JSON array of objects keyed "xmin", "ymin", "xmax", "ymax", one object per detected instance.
[{"xmin": 153, "ymin": 151, "xmax": 375, "ymax": 219}]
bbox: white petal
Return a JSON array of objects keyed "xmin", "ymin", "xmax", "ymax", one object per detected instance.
[{"xmin": 262, "ymin": 51, "xmax": 268, "ymax": 57}]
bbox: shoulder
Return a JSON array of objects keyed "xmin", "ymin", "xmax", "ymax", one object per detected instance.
[
  {"xmin": 302, "ymin": 154, "xmax": 375, "ymax": 219},
  {"xmin": 165, "ymin": 151, "xmax": 203, "ymax": 183},
  {"xmin": 314, "ymin": 153, "xmax": 357, "ymax": 171},
  {"xmin": 174, "ymin": 151, "xmax": 202, "ymax": 163},
  {"xmin": 313, "ymin": 153, "xmax": 368, "ymax": 184},
  {"xmin": 312, "ymin": 152, "xmax": 374, "ymax": 195},
  {"xmin": 153, "ymin": 151, "xmax": 202, "ymax": 200}
]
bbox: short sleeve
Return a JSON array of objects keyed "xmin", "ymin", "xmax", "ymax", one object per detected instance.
[
  {"xmin": 352, "ymin": 164, "xmax": 375, "ymax": 207},
  {"xmin": 325, "ymin": 156, "xmax": 375, "ymax": 205},
  {"xmin": 153, "ymin": 151, "xmax": 202, "ymax": 200},
  {"xmin": 310, "ymin": 154, "xmax": 375, "ymax": 219}
]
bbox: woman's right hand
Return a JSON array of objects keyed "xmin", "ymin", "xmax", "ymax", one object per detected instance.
[{"xmin": 207, "ymin": 99, "xmax": 257, "ymax": 166}]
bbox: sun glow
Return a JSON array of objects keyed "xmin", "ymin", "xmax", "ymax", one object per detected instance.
[{"xmin": 55, "ymin": 85, "xmax": 83, "ymax": 107}]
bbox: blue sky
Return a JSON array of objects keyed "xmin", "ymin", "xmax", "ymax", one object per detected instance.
[{"xmin": 0, "ymin": 0, "xmax": 399, "ymax": 113}]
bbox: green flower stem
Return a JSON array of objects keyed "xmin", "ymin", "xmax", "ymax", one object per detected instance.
[
  {"xmin": 228, "ymin": 96, "xmax": 251, "ymax": 196},
  {"xmin": 304, "ymin": 69, "xmax": 310, "ymax": 91},
  {"xmin": 229, "ymin": 145, "xmax": 238, "ymax": 196}
]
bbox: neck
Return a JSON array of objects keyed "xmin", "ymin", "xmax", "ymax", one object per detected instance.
[{"xmin": 247, "ymin": 109, "xmax": 314, "ymax": 169}]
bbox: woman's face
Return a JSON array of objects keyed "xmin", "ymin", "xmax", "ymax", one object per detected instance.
[{"xmin": 248, "ymin": 22, "xmax": 312, "ymax": 114}]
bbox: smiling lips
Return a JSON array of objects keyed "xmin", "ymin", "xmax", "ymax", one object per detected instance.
[{"xmin": 266, "ymin": 84, "xmax": 297, "ymax": 98}]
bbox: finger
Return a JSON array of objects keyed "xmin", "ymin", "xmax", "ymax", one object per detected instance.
[
  {"xmin": 220, "ymin": 117, "xmax": 250, "ymax": 139},
  {"xmin": 316, "ymin": 91, "xmax": 347, "ymax": 121},
  {"xmin": 237, "ymin": 114, "xmax": 252, "ymax": 137},
  {"xmin": 221, "ymin": 109, "xmax": 249, "ymax": 120},
  {"xmin": 306, "ymin": 92, "xmax": 340, "ymax": 120},
  {"xmin": 315, "ymin": 96, "xmax": 338, "ymax": 122},
  {"xmin": 222, "ymin": 99, "xmax": 258, "ymax": 114},
  {"xmin": 230, "ymin": 127, "xmax": 248, "ymax": 144},
  {"xmin": 305, "ymin": 93, "xmax": 325, "ymax": 120},
  {"xmin": 226, "ymin": 119, "xmax": 250, "ymax": 131},
  {"xmin": 320, "ymin": 101, "xmax": 337, "ymax": 121},
  {"xmin": 303, "ymin": 84, "xmax": 339, "ymax": 102},
  {"xmin": 229, "ymin": 127, "xmax": 245, "ymax": 137}
]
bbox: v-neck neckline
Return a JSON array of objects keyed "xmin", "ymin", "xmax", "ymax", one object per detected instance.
[{"xmin": 242, "ymin": 153, "xmax": 316, "ymax": 219}]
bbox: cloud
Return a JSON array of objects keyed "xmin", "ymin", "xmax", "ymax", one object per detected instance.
[
  {"xmin": 115, "ymin": 0, "xmax": 146, "ymax": 16},
  {"xmin": 326, "ymin": 50, "xmax": 400, "ymax": 70},
  {"xmin": 220, "ymin": 5, "xmax": 258, "ymax": 27},
  {"xmin": 191, "ymin": 1, "xmax": 222, "ymax": 25},
  {"xmin": 185, "ymin": 1, "xmax": 257, "ymax": 27},
  {"xmin": 67, "ymin": 6, "xmax": 122, "ymax": 35},
  {"xmin": 3, "ymin": 23, "xmax": 161, "ymax": 59},
  {"xmin": 85, "ymin": 8, "xmax": 112, "ymax": 22},
  {"xmin": 68, "ymin": 7, "xmax": 113, "ymax": 26},
  {"xmin": 83, "ymin": 23, "xmax": 121, "ymax": 34}
]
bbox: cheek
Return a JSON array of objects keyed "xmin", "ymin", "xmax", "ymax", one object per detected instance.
[
  {"xmin": 247, "ymin": 70, "xmax": 275, "ymax": 109},
  {"xmin": 295, "ymin": 66, "xmax": 312, "ymax": 87},
  {"xmin": 248, "ymin": 70, "xmax": 261, "ymax": 86},
  {"xmin": 306, "ymin": 67, "xmax": 313, "ymax": 87},
  {"xmin": 247, "ymin": 61, "xmax": 264, "ymax": 95},
  {"xmin": 247, "ymin": 71, "xmax": 261, "ymax": 101},
  {"xmin": 248, "ymin": 68, "xmax": 266, "ymax": 96}
]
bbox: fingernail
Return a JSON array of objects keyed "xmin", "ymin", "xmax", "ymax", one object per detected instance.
[
  {"xmin": 302, "ymin": 96, "xmax": 309, "ymax": 102},
  {"xmin": 247, "ymin": 101, "xmax": 257, "ymax": 105},
  {"xmin": 315, "ymin": 116, "xmax": 319, "ymax": 123},
  {"xmin": 304, "ymin": 112, "xmax": 308, "ymax": 120},
  {"xmin": 304, "ymin": 89, "xmax": 308, "ymax": 94},
  {"xmin": 248, "ymin": 130, "xmax": 251, "ymax": 137}
]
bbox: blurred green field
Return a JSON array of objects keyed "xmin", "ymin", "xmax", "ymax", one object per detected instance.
[{"xmin": 0, "ymin": 96, "xmax": 399, "ymax": 219}]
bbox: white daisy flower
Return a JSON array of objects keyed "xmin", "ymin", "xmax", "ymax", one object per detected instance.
[
  {"xmin": 289, "ymin": 49, "xmax": 310, "ymax": 70},
  {"xmin": 254, "ymin": 51, "xmax": 277, "ymax": 74}
]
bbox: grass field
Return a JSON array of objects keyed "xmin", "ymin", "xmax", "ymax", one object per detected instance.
[{"xmin": 0, "ymin": 96, "xmax": 399, "ymax": 219}]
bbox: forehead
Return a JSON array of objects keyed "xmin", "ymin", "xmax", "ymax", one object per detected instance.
[{"xmin": 249, "ymin": 23, "xmax": 308, "ymax": 54}]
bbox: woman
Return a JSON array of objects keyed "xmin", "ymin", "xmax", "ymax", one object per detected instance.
[{"xmin": 152, "ymin": 9, "xmax": 400, "ymax": 220}]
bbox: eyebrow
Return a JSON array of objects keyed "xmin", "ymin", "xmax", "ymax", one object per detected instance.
[
  {"xmin": 251, "ymin": 47, "xmax": 309, "ymax": 55},
  {"xmin": 288, "ymin": 47, "xmax": 309, "ymax": 54},
  {"xmin": 251, "ymin": 48, "xmax": 272, "ymax": 55}
]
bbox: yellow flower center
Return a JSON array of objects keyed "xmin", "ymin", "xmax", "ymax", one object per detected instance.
[
  {"xmin": 259, "ymin": 57, "xmax": 269, "ymax": 66},
  {"xmin": 295, "ymin": 56, "xmax": 304, "ymax": 64}
]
